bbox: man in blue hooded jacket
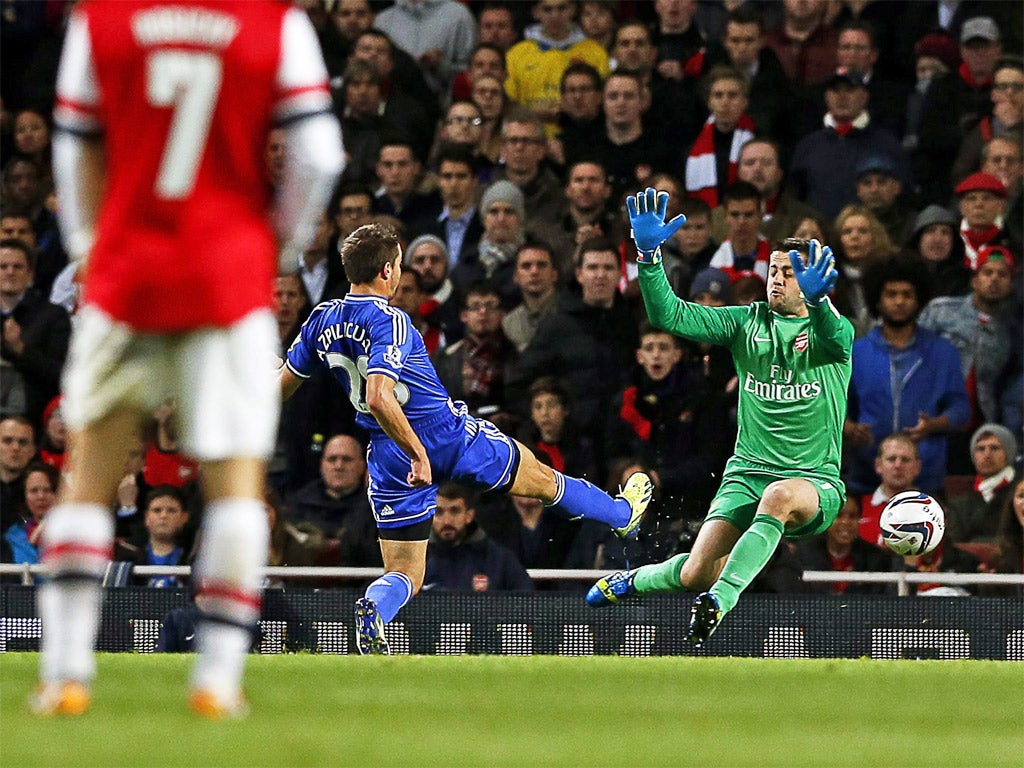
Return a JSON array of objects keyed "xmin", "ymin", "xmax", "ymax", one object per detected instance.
[{"xmin": 843, "ymin": 257, "xmax": 969, "ymax": 497}]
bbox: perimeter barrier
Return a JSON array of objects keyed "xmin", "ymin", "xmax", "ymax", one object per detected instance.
[{"xmin": 2, "ymin": 567, "xmax": 1021, "ymax": 660}]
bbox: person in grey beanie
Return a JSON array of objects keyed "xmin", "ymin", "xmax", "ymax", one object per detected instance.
[
  {"xmin": 450, "ymin": 180, "xmax": 527, "ymax": 306},
  {"xmin": 905, "ymin": 204, "xmax": 970, "ymax": 298},
  {"xmin": 947, "ymin": 423, "xmax": 1019, "ymax": 545}
]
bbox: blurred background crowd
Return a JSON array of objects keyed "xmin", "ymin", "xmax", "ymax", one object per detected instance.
[{"xmin": 1, "ymin": 0, "xmax": 1021, "ymax": 595}]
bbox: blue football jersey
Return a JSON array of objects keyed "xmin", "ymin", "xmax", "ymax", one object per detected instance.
[{"xmin": 285, "ymin": 293, "xmax": 455, "ymax": 431}]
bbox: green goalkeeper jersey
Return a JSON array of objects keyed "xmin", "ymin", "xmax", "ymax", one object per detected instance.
[{"xmin": 639, "ymin": 262, "xmax": 854, "ymax": 482}]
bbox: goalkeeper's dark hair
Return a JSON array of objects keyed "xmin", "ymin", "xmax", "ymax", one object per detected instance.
[
  {"xmin": 775, "ymin": 237, "xmax": 811, "ymax": 257},
  {"xmin": 436, "ymin": 482, "xmax": 479, "ymax": 510},
  {"xmin": 863, "ymin": 254, "xmax": 931, "ymax": 319},
  {"xmin": 340, "ymin": 222, "xmax": 400, "ymax": 285}
]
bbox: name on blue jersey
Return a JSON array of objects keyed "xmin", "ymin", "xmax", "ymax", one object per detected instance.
[{"xmin": 317, "ymin": 322, "xmax": 371, "ymax": 355}]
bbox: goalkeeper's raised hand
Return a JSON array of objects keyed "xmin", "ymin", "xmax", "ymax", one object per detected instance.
[
  {"xmin": 789, "ymin": 238, "xmax": 838, "ymax": 307},
  {"xmin": 626, "ymin": 187, "xmax": 687, "ymax": 264}
]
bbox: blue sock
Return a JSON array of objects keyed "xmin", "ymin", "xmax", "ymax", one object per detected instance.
[
  {"xmin": 365, "ymin": 572, "xmax": 414, "ymax": 624},
  {"xmin": 547, "ymin": 471, "xmax": 630, "ymax": 528}
]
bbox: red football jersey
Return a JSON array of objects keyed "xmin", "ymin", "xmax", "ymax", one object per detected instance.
[{"xmin": 54, "ymin": 1, "xmax": 333, "ymax": 332}]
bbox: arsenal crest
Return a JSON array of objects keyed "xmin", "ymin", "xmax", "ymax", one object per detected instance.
[{"xmin": 793, "ymin": 332, "xmax": 809, "ymax": 352}]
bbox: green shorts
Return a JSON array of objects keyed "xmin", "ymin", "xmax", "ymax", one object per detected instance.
[{"xmin": 704, "ymin": 457, "xmax": 845, "ymax": 539}]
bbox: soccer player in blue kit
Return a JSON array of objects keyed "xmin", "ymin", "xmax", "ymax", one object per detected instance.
[{"xmin": 278, "ymin": 223, "xmax": 653, "ymax": 654}]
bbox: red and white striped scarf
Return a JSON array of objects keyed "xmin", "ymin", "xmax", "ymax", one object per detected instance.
[
  {"xmin": 960, "ymin": 216, "xmax": 1004, "ymax": 270},
  {"xmin": 685, "ymin": 113, "xmax": 756, "ymax": 208},
  {"xmin": 709, "ymin": 237, "xmax": 771, "ymax": 282}
]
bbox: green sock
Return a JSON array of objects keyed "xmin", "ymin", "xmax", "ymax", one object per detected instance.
[
  {"xmin": 633, "ymin": 553, "xmax": 689, "ymax": 595},
  {"xmin": 711, "ymin": 514, "xmax": 785, "ymax": 614}
]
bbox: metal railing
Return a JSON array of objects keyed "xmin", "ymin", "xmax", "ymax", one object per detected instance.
[{"xmin": 2, "ymin": 563, "xmax": 1022, "ymax": 595}]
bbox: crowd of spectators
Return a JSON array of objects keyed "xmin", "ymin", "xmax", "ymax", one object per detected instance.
[{"xmin": 1, "ymin": 0, "xmax": 1021, "ymax": 594}]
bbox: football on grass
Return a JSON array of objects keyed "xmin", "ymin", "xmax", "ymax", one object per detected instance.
[{"xmin": 879, "ymin": 491, "xmax": 945, "ymax": 556}]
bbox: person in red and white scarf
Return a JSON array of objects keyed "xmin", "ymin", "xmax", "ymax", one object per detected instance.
[
  {"xmin": 708, "ymin": 181, "xmax": 771, "ymax": 282},
  {"xmin": 947, "ymin": 424, "xmax": 1018, "ymax": 546},
  {"xmin": 954, "ymin": 171, "xmax": 1014, "ymax": 269},
  {"xmin": 685, "ymin": 65, "xmax": 756, "ymax": 209}
]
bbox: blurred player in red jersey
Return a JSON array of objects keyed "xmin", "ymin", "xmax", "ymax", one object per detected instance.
[{"xmin": 34, "ymin": 1, "xmax": 344, "ymax": 719}]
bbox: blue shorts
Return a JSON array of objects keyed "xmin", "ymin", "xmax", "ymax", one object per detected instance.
[{"xmin": 366, "ymin": 407, "xmax": 521, "ymax": 529}]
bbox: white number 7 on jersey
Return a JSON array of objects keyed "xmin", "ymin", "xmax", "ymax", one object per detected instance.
[{"xmin": 145, "ymin": 50, "xmax": 222, "ymax": 200}]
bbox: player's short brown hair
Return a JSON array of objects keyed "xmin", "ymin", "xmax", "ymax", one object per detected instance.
[
  {"xmin": 340, "ymin": 222, "xmax": 400, "ymax": 285},
  {"xmin": 774, "ymin": 237, "xmax": 811, "ymax": 258}
]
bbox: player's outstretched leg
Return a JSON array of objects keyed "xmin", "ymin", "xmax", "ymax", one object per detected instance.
[
  {"xmin": 549, "ymin": 469, "xmax": 652, "ymax": 538},
  {"xmin": 687, "ymin": 513, "xmax": 785, "ymax": 647},
  {"xmin": 586, "ymin": 552, "xmax": 690, "ymax": 607},
  {"xmin": 613, "ymin": 472, "xmax": 654, "ymax": 538},
  {"xmin": 507, "ymin": 440, "xmax": 653, "ymax": 538}
]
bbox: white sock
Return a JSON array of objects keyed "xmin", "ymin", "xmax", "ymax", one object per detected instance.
[
  {"xmin": 192, "ymin": 623, "xmax": 253, "ymax": 703},
  {"xmin": 37, "ymin": 503, "xmax": 113, "ymax": 685},
  {"xmin": 189, "ymin": 497, "xmax": 268, "ymax": 699}
]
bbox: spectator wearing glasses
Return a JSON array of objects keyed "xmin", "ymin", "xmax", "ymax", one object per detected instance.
[
  {"xmin": 493, "ymin": 109, "xmax": 567, "ymax": 229},
  {"xmin": 433, "ymin": 282, "xmax": 517, "ymax": 419},
  {"xmin": 952, "ymin": 57, "xmax": 1024, "ymax": 188}
]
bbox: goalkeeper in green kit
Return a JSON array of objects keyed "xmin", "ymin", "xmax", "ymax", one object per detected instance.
[{"xmin": 587, "ymin": 188, "xmax": 854, "ymax": 648}]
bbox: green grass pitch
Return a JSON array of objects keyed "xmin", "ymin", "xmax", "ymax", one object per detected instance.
[{"xmin": 1, "ymin": 653, "xmax": 1021, "ymax": 768}]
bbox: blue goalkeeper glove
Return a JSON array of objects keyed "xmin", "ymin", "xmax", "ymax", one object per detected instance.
[
  {"xmin": 789, "ymin": 238, "xmax": 838, "ymax": 307},
  {"xmin": 626, "ymin": 187, "xmax": 686, "ymax": 264}
]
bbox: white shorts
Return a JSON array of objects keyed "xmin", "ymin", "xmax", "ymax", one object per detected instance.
[{"xmin": 62, "ymin": 305, "xmax": 279, "ymax": 462}]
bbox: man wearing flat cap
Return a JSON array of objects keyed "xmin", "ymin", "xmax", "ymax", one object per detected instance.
[
  {"xmin": 790, "ymin": 67, "xmax": 908, "ymax": 218},
  {"xmin": 956, "ymin": 17, "xmax": 1003, "ymax": 129},
  {"xmin": 954, "ymin": 171, "xmax": 1014, "ymax": 269}
]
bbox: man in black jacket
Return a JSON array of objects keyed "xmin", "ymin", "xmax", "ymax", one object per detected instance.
[
  {"xmin": 423, "ymin": 482, "xmax": 532, "ymax": 592},
  {"xmin": 286, "ymin": 433, "xmax": 380, "ymax": 567},
  {"xmin": 510, "ymin": 237, "xmax": 638, "ymax": 449},
  {"xmin": 0, "ymin": 239, "xmax": 70, "ymax": 431}
]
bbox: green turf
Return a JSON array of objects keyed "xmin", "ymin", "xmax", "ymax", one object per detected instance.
[{"xmin": 1, "ymin": 653, "xmax": 1021, "ymax": 768}]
